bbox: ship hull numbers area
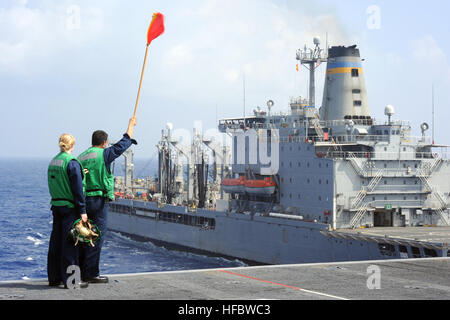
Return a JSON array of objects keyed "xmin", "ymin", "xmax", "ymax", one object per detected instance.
[{"xmin": 178, "ymin": 304, "xmax": 271, "ymax": 317}]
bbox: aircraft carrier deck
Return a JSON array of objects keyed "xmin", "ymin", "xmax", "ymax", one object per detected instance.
[{"xmin": 0, "ymin": 257, "xmax": 448, "ymax": 300}]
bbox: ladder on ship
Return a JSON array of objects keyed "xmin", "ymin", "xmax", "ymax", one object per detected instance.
[
  {"xmin": 351, "ymin": 169, "xmax": 383, "ymax": 209},
  {"xmin": 350, "ymin": 169, "xmax": 383, "ymax": 228},
  {"xmin": 312, "ymin": 113, "xmax": 340, "ymax": 151},
  {"xmin": 417, "ymin": 166, "xmax": 450, "ymax": 226},
  {"xmin": 348, "ymin": 152, "xmax": 365, "ymax": 176},
  {"xmin": 350, "ymin": 204, "xmax": 368, "ymax": 229}
]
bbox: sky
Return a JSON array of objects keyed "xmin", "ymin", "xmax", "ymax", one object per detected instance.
[{"xmin": 1, "ymin": 0, "xmax": 450, "ymax": 159}]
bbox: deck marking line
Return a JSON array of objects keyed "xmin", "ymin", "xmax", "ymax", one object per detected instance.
[{"xmin": 219, "ymin": 269, "xmax": 349, "ymax": 300}]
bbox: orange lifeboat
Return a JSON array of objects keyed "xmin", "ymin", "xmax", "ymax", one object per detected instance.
[
  {"xmin": 245, "ymin": 177, "xmax": 276, "ymax": 195},
  {"xmin": 114, "ymin": 191, "xmax": 124, "ymax": 198},
  {"xmin": 221, "ymin": 176, "xmax": 246, "ymax": 194}
]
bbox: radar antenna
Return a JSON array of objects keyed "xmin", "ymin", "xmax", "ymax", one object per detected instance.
[{"xmin": 296, "ymin": 37, "xmax": 328, "ymax": 107}]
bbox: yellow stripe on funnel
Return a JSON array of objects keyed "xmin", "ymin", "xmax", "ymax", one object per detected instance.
[{"xmin": 326, "ymin": 67, "xmax": 363, "ymax": 75}]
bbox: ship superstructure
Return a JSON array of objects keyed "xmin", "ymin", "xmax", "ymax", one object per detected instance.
[
  {"xmin": 216, "ymin": 42, "xmax": 450, "ymax": 230},
  {"xmin": 109, "ymin": 40, "xmax": 450, "ymax": 264}
]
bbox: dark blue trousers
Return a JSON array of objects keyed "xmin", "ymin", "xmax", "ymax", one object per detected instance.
[
  {"xmin": 47, "ymin": 206, "xmax": 79, "ymax": 285},
  {"xmin": 80, "ymin": 196, "xmax": 108, "ymax": 279}
]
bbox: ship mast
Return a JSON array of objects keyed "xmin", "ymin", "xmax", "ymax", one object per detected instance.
[{"xmin": 296, "ymin": 37, "xmax": 328, "ymax": 107}]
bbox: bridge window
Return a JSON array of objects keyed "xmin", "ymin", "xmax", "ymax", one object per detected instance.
[
  {"xmin": 354, "ymin": 100, "xmax": 362, "ymax": 106},
  {"xmin": 351, "ymin": 69, "xmax": 359, "ymax": 77}
]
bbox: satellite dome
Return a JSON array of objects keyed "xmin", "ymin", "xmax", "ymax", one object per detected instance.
[{"xmin": 384, "ymin": 105, "xmax": 395, "ymax": 117}]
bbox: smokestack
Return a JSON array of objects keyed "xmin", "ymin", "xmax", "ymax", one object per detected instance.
[{"xmin": 320, "ymin": 45, "xmax": 370, "ymax": 122}]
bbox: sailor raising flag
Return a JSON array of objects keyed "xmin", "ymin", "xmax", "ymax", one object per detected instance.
[
  {"xmin": 47, "ymin": 14, "xmax": 165, "ymax": 288},
  {"xmin": 77, "ymin": 13, "xmax": 165, "ymax": 285}
]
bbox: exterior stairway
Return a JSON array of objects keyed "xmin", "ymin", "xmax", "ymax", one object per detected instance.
[
  {"xmin": 350, "ymin": 204, "xmax": 368, "ymax": 229},
  {"xmin": 417, "ymin": 165, "xmax": 449, "ymax": 226},
  {"xmin": 348, "ymin": 152, "xmax": 365, "ymax": 176},
  {"xmin": 350, "ymin": 169, "xmax": 384, "ymax": 228}
]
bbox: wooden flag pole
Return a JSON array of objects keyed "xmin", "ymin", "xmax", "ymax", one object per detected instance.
[
  {"xmin": 132, "ymin": 12, "xmax": 164, "ymax": 118},
  {"xmin": 133, "ymin": 44, "xmax": 150, "ymax": 118}
]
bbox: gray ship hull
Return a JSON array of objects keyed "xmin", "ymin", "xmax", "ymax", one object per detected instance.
[{"xmin": 107, "ymin": 199, "xmax": 448, "ymax": 264}]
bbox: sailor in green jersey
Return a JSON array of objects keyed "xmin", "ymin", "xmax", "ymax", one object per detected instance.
[
  {"xmin": 47, "ymin": 134, "xmax": 89, "ymax": 289},
  {"xmin": 78, "ymin": 117, "xmax": 137, "ymax": 284}
]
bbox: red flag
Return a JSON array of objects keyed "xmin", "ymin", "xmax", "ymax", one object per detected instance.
[{"xmin": 147, "ymin": 12, "xmax": 165, "ymax": 46}]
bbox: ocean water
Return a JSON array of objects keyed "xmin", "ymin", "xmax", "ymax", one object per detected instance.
[{"xmin": 0, "ymin": 158, "xmax": 246, "ymax": 281}]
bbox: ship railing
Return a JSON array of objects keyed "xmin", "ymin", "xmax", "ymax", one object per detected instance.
[
  {"xmin": 351, "ymin": 199, "xmax": 447, "ymax": 212},
  {"xmin": 372, "ymin": 184, "xmax": 427, "ymax": 192},
  {"xmin": 310, "ymin": 119, "xmax": 410, "ymax": 128},
  {"xmin": 218, "ymin": 117, "xmax": 414, "ymax": 130},
  {"xmin": 275, "ymin": 135, "xmax": 432, "ymax": 145},
  {"xmin": 322, "ymin": 151, "xmax": 448, "ymax": 160},
  {"xmin": 219, "ymin": 122, "xmax": 433, "ymax": 145},
  {"xmin": 277, "ymin": 135, "xmax": 390, "ymax": 143},
  {"xmin": 355, "ymin": 199, "xmax": 449, "ymax": 226},
  {"xmin": 350, "ymin": 199, "xmax": 425, "ymax": 210},
  {"xmin": 332, "ymin": 135, "xmax": 431, "ymax": 144}
]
